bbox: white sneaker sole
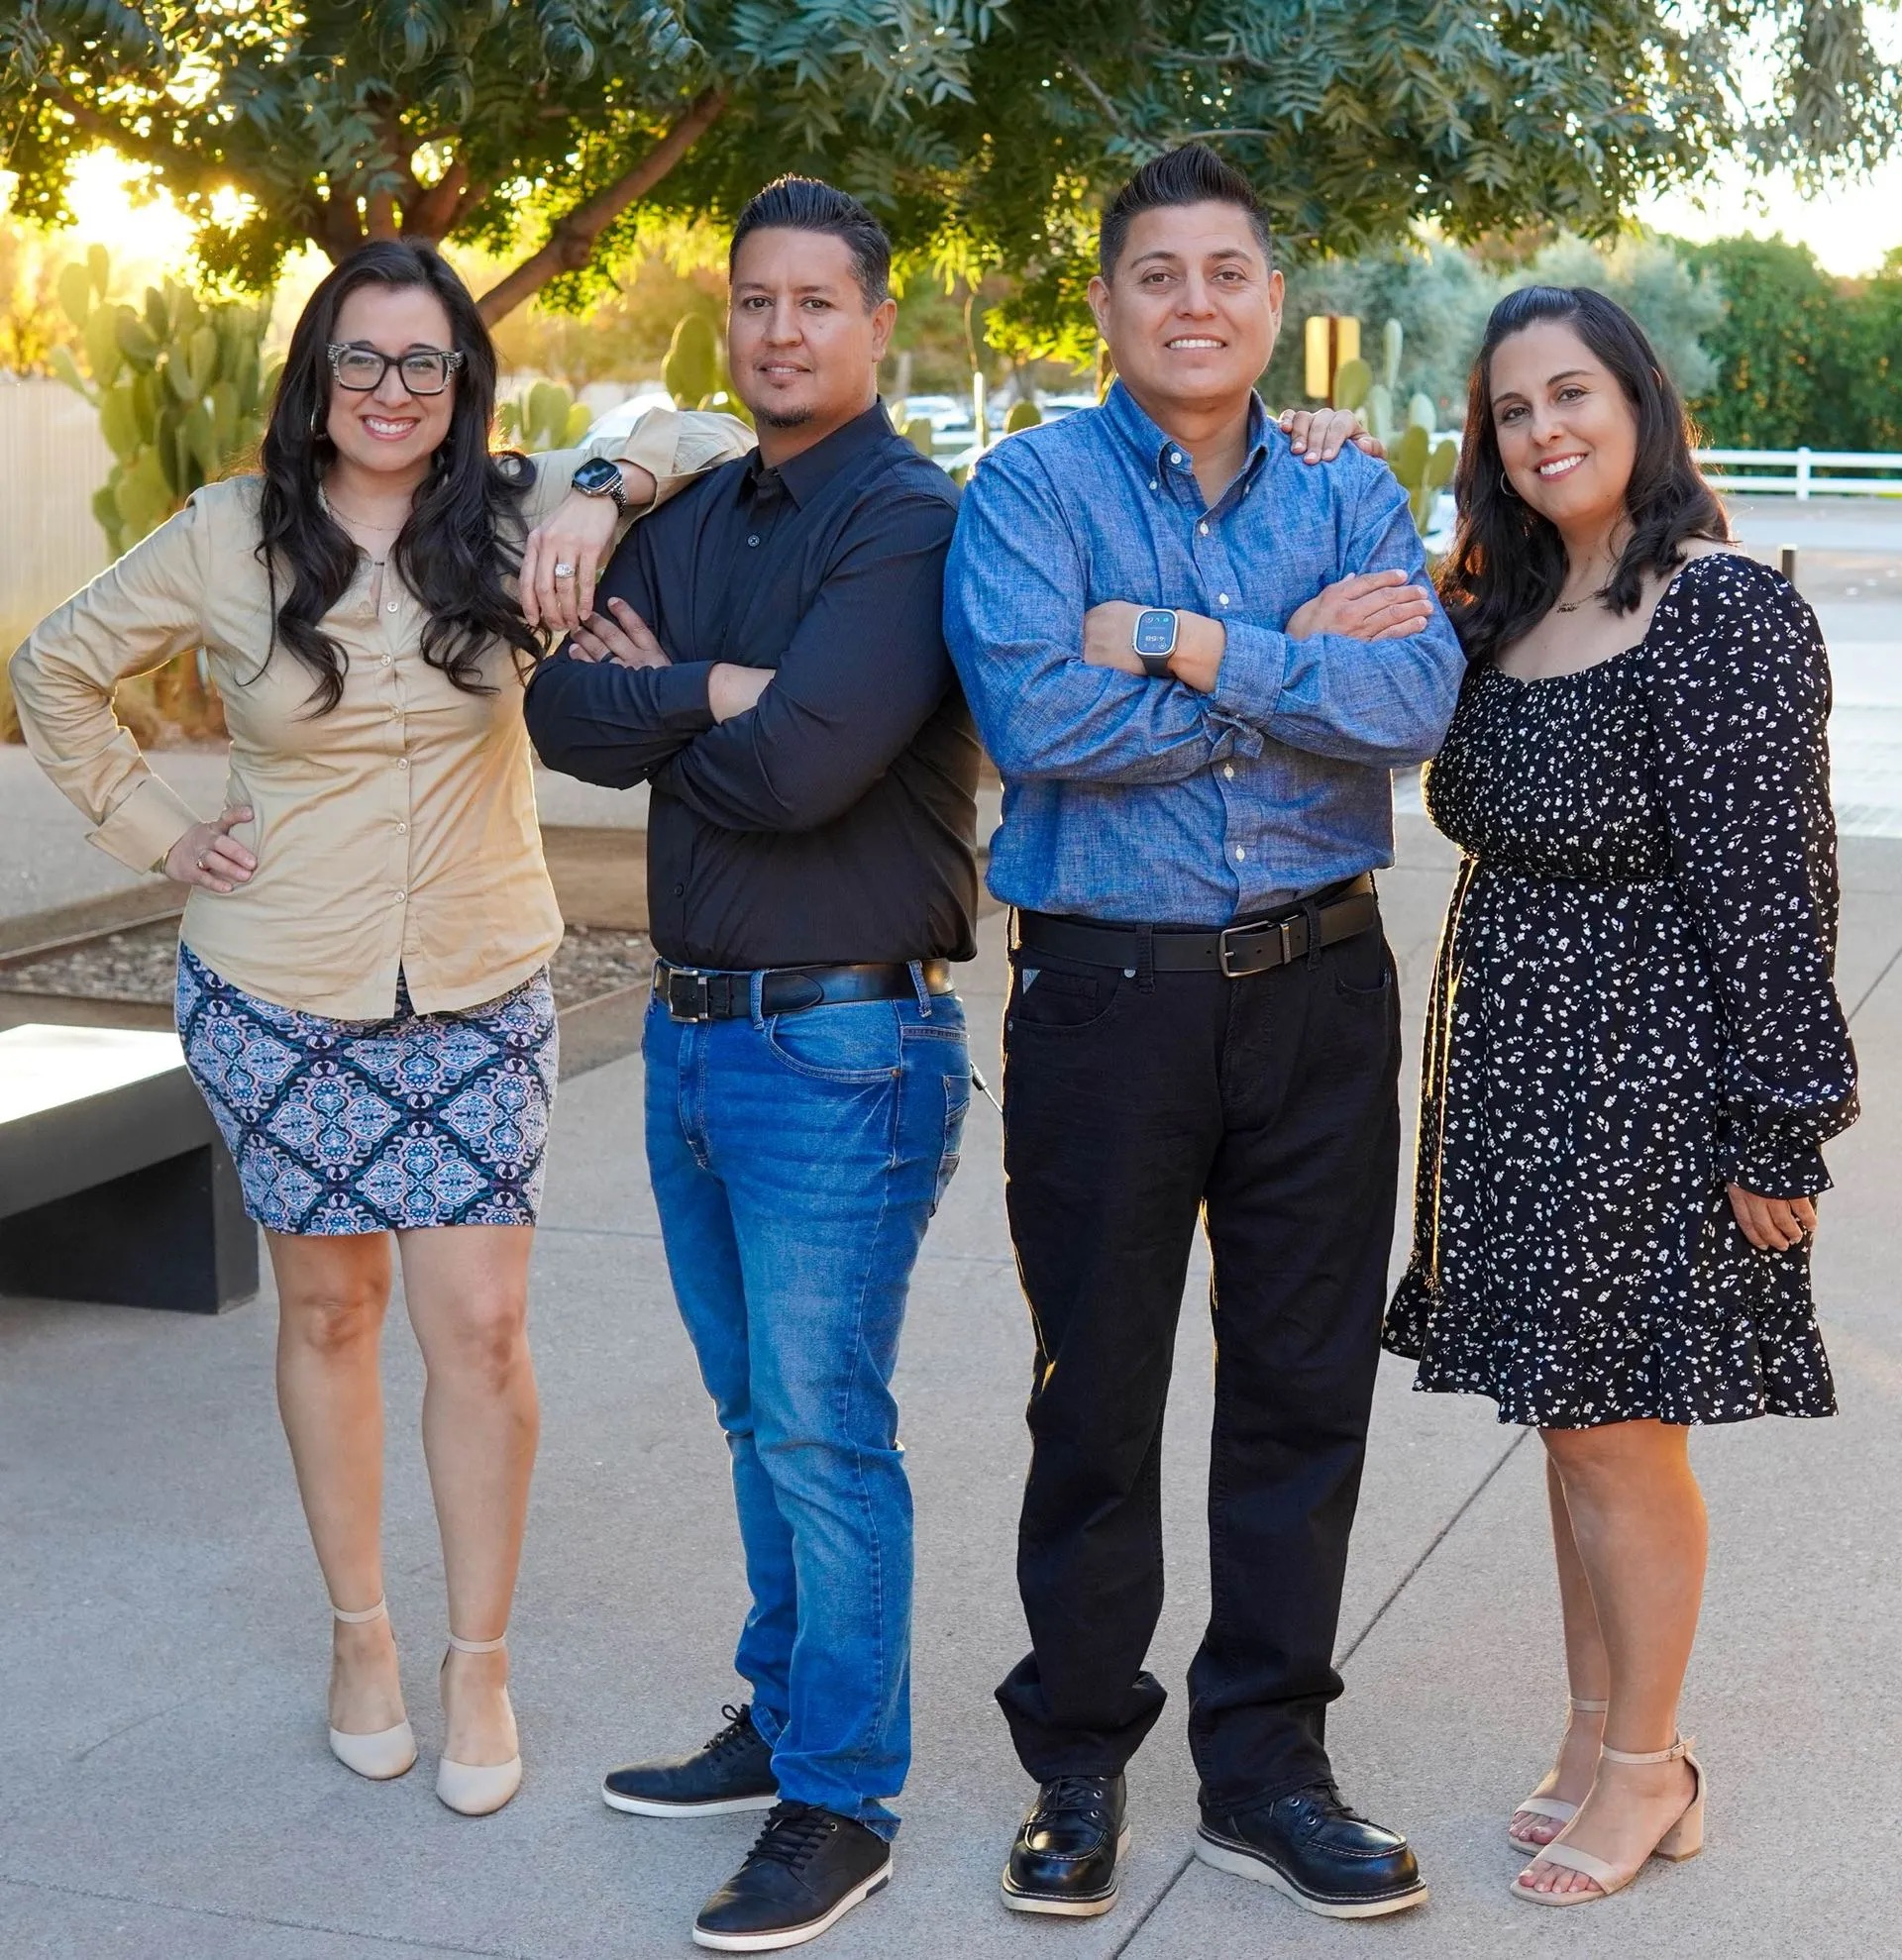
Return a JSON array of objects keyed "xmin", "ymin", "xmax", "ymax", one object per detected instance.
[
  {"xmin": 1193, "ymin": 1829, "xmax": 1428, "ymax": 1919},
  {"xmin": 602, "ymin": 1785, "xmax": 779, "ymax": 1817},
  {"xmin": 999, "ymin": 1824, "xmax": 1131, "ymax": 1916},
  {"xmin": 691, "ymin": 1862, "xmax": 892, "ymax": 1951}
]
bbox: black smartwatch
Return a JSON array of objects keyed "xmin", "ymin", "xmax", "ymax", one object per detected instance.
[
  {"xmin": 571, "ymin": 456, "xmax": 629, "ymax": 508},
  {"xmin": 1131, "ymin": 606, "xmax": 1179, "ymax": 678}
]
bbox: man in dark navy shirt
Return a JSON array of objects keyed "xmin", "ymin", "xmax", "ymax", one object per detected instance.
[{"xmin": 526, "ymin": 179, "xmax": 977, "ymax": 1953}]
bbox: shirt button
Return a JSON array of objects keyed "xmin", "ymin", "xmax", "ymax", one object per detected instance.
[
  {"xmin": 385, "ymin": 600, "xmax": 399, "ymax": 613},
  {"xmin": 1218, "ymin": 593, "xmax": 1231, "ymax": 606},
  {"xmin": 393, "ymin": 888, "xmax": 407, "ymax": 901},
  {"xmin": 1234, "ymin": 846, "xmax": 1246, "ymax": 862},
  {"xmin": 1170, "ymin": 450, "xmax": 1184, "ymax": 464},
  {"xmin": 748, "ymin": 535, "xmax": 760, "ymax": 547},
  {"xmin": 380, "ymin": 653, "xmax": 393, "ymax": 666},
  {"xmin": 396, "ymin": 758, "xmax": 409, "ymax": 771},
  {"xmin": 1223, "ymin": 765, "xmax": 1235, "ymax": 780},
  {"xmin": 395, "ymin": 822, "xmax": 408, "ymax": 835},
  {"xmin": 1149, "ymin": 478, "xmax": 1158, "ymax": 491},
  {"xmin": 1198, "ymin": 521, "xmax": 1210, "ymax": 536},
  {"xmin": 673, "ymin": 882, "xmax": 685, "ymax": 897}
]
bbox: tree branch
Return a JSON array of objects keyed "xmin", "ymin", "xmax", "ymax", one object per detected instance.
[
  {"xmin": 476, "ymin": 86, "xmax": 728, "ymax": 325},
  {"xmin": 406, "ymin": 155, "xmax": 474, "ymax": 239}
]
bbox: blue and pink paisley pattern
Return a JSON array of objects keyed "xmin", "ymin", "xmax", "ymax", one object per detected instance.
[{"xmin": 175, "ymin": 945, "xmax": 558, "ymax": 1235}]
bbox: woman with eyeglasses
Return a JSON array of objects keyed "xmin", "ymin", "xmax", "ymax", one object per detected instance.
[{"xmin": 9, "ymin": 240, "xmax": 749, "ymax": 1814}]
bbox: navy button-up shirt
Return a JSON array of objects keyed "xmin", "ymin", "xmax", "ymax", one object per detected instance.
[{"xmin": 943, "ymin": 380, "xmax": 1465, "ymax": 924}]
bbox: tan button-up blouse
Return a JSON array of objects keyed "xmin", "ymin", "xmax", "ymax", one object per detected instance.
[{"xmin": 10, "ymin": 408, "xmax": 752, "ymax": 1018}]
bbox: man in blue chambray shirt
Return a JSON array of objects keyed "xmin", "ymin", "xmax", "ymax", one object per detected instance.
[{"xmin": 945, "ymin": 145, "xmax": 1464, "ymax": 1924}]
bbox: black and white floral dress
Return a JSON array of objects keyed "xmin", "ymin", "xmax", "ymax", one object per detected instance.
[{"xmin": 1384, "ymin": 552, "xmax": 1858, "ymax": 1427}]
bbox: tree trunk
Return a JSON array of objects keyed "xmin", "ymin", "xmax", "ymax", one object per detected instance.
[{"xmin": 476, "ymin": 89, "xmax": 728, "ymax": 326}]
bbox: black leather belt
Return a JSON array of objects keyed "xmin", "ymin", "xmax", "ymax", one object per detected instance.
[
  {"xmin": 1014, "ymin": 874, "xmax": 1378, "ymax": 980},
  {"xmin": 654, "ymin": 959, "xmax": 955, "ymax": 1022}
]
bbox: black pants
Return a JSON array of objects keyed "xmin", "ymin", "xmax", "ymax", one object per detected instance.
[{"xmin": 995, "ymin": 907, "xmax": 1401, "ymax": 1810}]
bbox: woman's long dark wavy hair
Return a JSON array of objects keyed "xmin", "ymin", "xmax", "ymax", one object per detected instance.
[
  {"xmin": 257, "ymin": 241, "xmax": 537, "ymax": 712},
  {"xmin": 1438, "ymin": 285, "xmax": 1728, "ymax": 666}
]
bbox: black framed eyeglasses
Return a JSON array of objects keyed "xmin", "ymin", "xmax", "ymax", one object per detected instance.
[{"xmin": 326, "ymin": 343, "xmax": 466, "ymax": 395}]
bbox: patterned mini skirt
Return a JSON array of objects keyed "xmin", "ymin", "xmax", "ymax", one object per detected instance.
[{"xmin": 175, "ymin": 944, "xmax": 559, "ymax": 1235}]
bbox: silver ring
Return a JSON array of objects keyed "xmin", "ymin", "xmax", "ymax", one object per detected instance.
[
  {"xmin": 195, "ymin": 853, "xmax": 207, "ymax": 870},
  {"xmin": 553, "ymin": 562, "xmax": 576, "ymax": 579}
]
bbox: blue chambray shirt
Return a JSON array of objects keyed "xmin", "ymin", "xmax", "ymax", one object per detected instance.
[{"xmin": 943, "ymin": 380, "xmax": 1466, "ymax": 925}]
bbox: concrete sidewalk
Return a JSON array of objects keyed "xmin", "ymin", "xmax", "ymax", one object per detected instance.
[{"xmin": 2, "ymin": 814, "xmax": 1898, "ymax": 1959}]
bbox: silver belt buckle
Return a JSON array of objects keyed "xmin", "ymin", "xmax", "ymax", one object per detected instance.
[
  {"xmin": 664, "ymin": 967, "xmax": 711, "ymax": 1021},
  {"xmin": 1215, "ymin": 916, "xmax": 1295, "ymax": 979}
]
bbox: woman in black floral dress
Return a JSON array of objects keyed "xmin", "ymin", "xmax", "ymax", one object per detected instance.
[{"xmin": 1384, "ymin": 288, "xmax": 1856, "ymax": 1907}]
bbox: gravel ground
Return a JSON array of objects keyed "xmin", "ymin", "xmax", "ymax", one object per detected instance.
[{"xmin": 0, "ymin": 919, "xmax": 654, "ymax": 1009}]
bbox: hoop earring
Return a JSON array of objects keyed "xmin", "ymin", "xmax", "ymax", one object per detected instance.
[{"xmin": 1499, "ymin": 468, "xmax": 1520, "ymax": 500}]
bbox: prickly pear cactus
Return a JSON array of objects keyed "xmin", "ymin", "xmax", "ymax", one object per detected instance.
[
  {"xmin": 52, "ymin": 249, "xmax": 277, "ymax": 559},
  {"xmin": 1329, "ymin": 357, "xmax": 1373, "ymax": 414},
  {"xmin": 1324, "ymin": 317, "xmax": 1453, "ymax": 543},
  {"xmin": 664, "ymin": 314, "xmax": 721, "ymax": 409},
  {"xmin": 51, "ymin": 249, "xmax": 278, "ymax": 736},
  {"xmin": 1004, "ymin": 397, "xmax": 1042, "ymax": 433},
  {"xmin": 498, "ymin": 378, "xmax": 592, "ymax": 451}
]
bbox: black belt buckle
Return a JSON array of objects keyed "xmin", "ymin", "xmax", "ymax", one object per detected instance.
[
  {"xmin": 663, "ymin": 968, "xmax": 713, "ymax": 1022},
  {"xmin": 1216, "ymin": 914, "xmax": 1296, "ymax": 979}
]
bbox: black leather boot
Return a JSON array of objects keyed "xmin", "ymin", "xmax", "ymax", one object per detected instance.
[
  {"xmin": 1195, "ymin": 1781, "xmax": 1427, "ymax": 1918},
  {"xmin": 1001, "ymin": 1774, "xmax": 1129, "ymax": 1916}
]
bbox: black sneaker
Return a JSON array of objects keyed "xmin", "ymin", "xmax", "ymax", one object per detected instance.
[
  {"xmin": 691, "ymin": 1802, "xmax": 892, "ymax": 1952},
  {"xmin": 602, "ymin": 1703, "xmax": 778, "ymax": 1817},
  {"xmin": 1001, "ymin": 1774, "xmax": 1129, "ymax": 1916},
  {"xmin": 1195, "ymin": 1781, "xmax": 1427, "ymax": 1919}
]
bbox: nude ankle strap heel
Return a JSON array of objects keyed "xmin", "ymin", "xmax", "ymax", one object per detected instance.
[
  {"xmin": 1512, "ymin": 1735, "xmax": 1705, "ymax": 1907},
  {"xmin": 436, "ymin": 1630, "xmax": 522, "ymax": 1816},
  {"xmin": 326, "ymin": 1598, "xmax": 417, "ymax": 1782},
  {"xmin": 1506, "ymin": 1697, "xmax": 1610, "ymax": 1848}
]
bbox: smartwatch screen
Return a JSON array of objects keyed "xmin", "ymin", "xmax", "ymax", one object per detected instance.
[{"xmin": 1133, "ymin": 608, "xmax": 1178, "ymax": 657}]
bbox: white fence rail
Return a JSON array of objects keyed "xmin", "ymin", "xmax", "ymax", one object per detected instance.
[{"xmin": 1695, "ymin": 447, "xmax": 1902, "ymax": 499}]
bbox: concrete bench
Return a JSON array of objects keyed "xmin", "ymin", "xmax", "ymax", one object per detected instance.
[{"xmin": 0, "ymin": 1023, "xmax": 259, "ymax": 1313}]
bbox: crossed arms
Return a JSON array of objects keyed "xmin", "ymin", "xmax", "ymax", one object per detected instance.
[
  {"xmin": 942, "ymin": 442, "xmax": 1466, "ymax": 785},
  {"xmin": 522, "ymin": 490, "xmax": 958, "ymax": 833}
]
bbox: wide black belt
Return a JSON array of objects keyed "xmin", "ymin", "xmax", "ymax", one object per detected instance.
[
  {"xmin": 1014, "ymin": 874, "xmax": 1378, "ymax": 980},
  {"xmin": 654, "ymin": 958, "xmax": 955, "ymax": 1022}
]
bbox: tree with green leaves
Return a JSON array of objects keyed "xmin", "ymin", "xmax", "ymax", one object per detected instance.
[
  {"xmin": 1681, "ymin": 237, "xmax": 1850, "ymax": 449},
  {"xmin": 3, "ymin": 2, "xmax": 1896, "ymax": 352},
  {"xmin": 0, "ymin": 1, "xmax": 1011, "ymax": 322}
]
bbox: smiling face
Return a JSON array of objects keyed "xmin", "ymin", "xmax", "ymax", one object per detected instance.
[
  {"xmin": 324, "ymin": 282, "xmax": 459, "ymax": 484},
  {"xmin": 727, "ymin": 228, "xmax": 896, "ymax": 448},
  {"xmin": 1088, "ymin": 200, "xmax": 1282, "ymax": 424},
  {"xmin": 1488, "ymin": 319, "xmax": 1639, "ymax": 538}
]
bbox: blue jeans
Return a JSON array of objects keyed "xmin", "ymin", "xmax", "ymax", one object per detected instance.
[{"xmin": 643, "ymin": 978, "xmax": 970, "ymax": 1836}]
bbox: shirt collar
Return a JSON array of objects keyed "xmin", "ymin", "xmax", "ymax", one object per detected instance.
[
  {"xmin": 743, "ymin": 398, "xmax": 894, "ymax": 510},
  {"xmin": 1102, "ymin": 378, "xmax": 1273, "ymax": 499}
]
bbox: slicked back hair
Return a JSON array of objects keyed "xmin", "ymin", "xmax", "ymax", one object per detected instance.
[
  {"xmin": 1099, "ymin": 143, "xmax": 1273, "ymax": 278},
  {"xmin": 730, "ymin": 176, "xmax": 892, "ymax": 309}
]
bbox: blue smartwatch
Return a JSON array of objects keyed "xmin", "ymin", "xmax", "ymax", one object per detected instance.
[{"xmin": 1131, "ymin": 606, "xmax": 1179, "ymax": 677}]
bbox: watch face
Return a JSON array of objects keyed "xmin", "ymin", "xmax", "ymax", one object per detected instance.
[
  {"xmin": 573, "ymin": 458, "xmax": 621, "ymax": 494},
  {"xmin": 1133, "ymin": 607, "xmax": 1178, "ymax": 657}
]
